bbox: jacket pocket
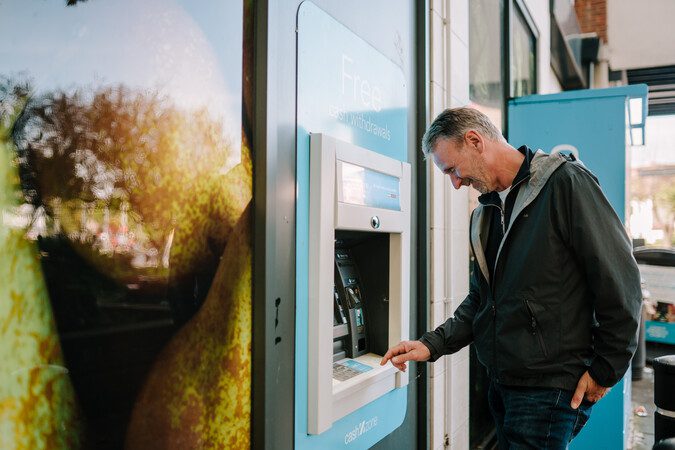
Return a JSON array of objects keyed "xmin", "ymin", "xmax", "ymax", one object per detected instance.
[
  {"xmin": 472, "ymin": 301, "xmax": 495, "ymax": 368},
  {"xmin": 524, "ymin": 298, "xmax": 548, "ymax": 358},
  {"xmin": 494, "ymin": 294, "xmax": 560, "ymax": 376}
]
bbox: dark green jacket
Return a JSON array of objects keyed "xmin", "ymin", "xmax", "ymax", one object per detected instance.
[{"xmin": 420, "ymin": 150, "xmax": 641, "ymax": 390}]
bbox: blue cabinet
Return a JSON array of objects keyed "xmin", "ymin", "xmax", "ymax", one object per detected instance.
[{"xmin": 508, "ymin": 85, "xmax": 648, "ymax": 450}]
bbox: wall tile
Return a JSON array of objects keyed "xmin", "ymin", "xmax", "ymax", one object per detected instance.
[
  {"xmin": 430, "ymin": 10, "xmax": 446, "ymax": 87},
  {"xmin": 430, "ymin": 228, "xmax": 446, "ymax": 303},
  {"xmin": 429, "ymin": 358, "xmax": 446, "ymax": 379},
  {"xmin": 448, "ymin": 356, "xmax": 470, "ymax": 435},
  {"xmin": 449, "ymin": 422, "xmax": 469, "ymax": 450},
  {"xmin": 430, "ymin": 374, "xmax": 446, "ymax": 449},
  {"xmin": 432, "ymin": 0, "xmax": 446, "ymax": 18},
  {"xmin": 429, "ymin": 160, "xmax": 446, "ymax": 229},
  {"xmin": 447, "ymin": 187, "xmax": 469, "ymax": 232},
  {"xmin": 431, "ymin": 80, "xmax": 447, "ymax": 117},
  {"xmin": 449, "ymin": 229, "xmax": 470, "ymax": 300},
  {"xmin": 432, "ymin": 298, "xmax": 446, "ymax": 329}
]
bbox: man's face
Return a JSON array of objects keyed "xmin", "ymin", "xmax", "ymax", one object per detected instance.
[{"xmin": 431, "ymin": 135, "xmax": 494, "ymax": 194}]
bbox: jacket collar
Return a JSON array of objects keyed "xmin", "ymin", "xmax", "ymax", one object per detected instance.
[
  {"xmin": 470, "ymin": 150, "xmax": 568, "ymax": 285},
  {"xmin": 477, "ymin": 145, "xmax": 534, "ymax": 206}
]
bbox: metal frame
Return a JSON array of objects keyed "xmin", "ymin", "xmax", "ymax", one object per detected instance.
[
  {"xmin": 307, "ymin": 133, "xmax": 411, "ymax": 435},
  {"xmin": 251, "ymin": 1, "xmax": 296, "ymax": 448},
  {"xmin": 501, "ymin": 0, "xmax": 510, "ymax": 134},
  {"xmin": 415, "ymin": 2, "xmax": 430, "ymax": 450},
  {"xmin": 513, "ymin": 1, "xmax": 539, "ymax": 96},
  {"xmin": 514, "ymin": 0, "xmax": 540, "ymax": 40}
]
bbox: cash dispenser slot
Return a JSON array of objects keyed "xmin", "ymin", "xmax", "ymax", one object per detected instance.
[
  {"xmin": 332, "ymin": 232, "xmax": 390, "ymax": 366},
  {"xmin": 307, "ymin": 133, "xmax": 410, "ymax": 435}
]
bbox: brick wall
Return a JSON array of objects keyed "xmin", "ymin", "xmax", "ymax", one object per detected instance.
[{"xmin": 575, "ymin": 0, "xmax": 607, "ymax": 43}]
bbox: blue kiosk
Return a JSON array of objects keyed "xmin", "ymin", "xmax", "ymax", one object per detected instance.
[
  {"xmin": 295, "ymin": 3, "xmax": 412, "ymax": 449},
  {"xmin": 508, "ymin": 84, "xmax": 649, "ymax": 449}
]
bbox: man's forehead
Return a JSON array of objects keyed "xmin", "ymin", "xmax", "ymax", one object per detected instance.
[{"xmin": 431, "ymin": 144, "xmax": 452, "ymax": 169}]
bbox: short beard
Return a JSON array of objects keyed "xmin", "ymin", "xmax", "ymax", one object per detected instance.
[{"xmin": 470, "ymin": 179, "xmax": 490, "ymax": 194}]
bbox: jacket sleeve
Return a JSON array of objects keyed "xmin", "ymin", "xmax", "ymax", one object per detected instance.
[
  {"xmin": 560, "ymin": 164, "xmax": 642, "ymax": 387},
  {"xmin": 419, "ymin": 260, "xmax": 481, "ymax": 362}
]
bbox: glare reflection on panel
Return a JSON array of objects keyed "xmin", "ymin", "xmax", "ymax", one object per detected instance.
[
  {"xmin": 342, "ymin": 162, "xmax": 368, "ymax": 207},
  {"xmin": 340, "ymin": 162, "xmax": 401, "ymax": 211}
]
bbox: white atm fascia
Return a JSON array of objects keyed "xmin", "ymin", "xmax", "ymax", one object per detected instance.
[{"xmin": 307, "ymin": 133, "xmax": 411, "ymax": 435}]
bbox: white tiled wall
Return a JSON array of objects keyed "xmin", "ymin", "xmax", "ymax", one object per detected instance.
[
  {"xmin": 430, "ymin": 228, "xmax": 446, "ymax": 302},
  {"xmin": 428, "ymin": 2, "xmax": 449, "ymax": 446},
  {"xmin": 447, "ymin": 0, "xmax": 471, "ymax": 448},
  {"xmin": 446, "ymin": 348, "xmax": 470, "ymax": 439},
  {"xmin": 430, "ymin": 369, "xmax": 446, "ymax": 448},
  {"xmin": 428, "ymin": 0, "xmax": 471, "ymax": 448}
]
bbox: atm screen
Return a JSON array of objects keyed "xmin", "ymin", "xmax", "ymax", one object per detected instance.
[{"xmin": 340, "ymin": 162, "xmax": 401, "ymax": 211}]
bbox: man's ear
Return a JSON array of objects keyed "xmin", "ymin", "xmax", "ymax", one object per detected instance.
[{"xmin": 465, "ymin": 130, "xmax": 482, "ymax": 152}]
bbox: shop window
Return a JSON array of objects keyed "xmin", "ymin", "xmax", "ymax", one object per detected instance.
[
  {"xmin": 470, "ymin": 0, "xmax": 538, "ymax": 131},
  {"xmin": 511, "ymin": 4, "xmax": 537, "ymax": 97},
  {"xmin": 469, "ymin": 0, "xmax": 505, "ymax": 131}
]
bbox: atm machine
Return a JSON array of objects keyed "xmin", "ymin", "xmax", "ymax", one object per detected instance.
[
  {"xmin": 295, "ymin": 3, "xmax": 412, "ymax": 446},
  {"xmin": 307, "ymin": 133, "xmax": 410, "ymax": 436}
]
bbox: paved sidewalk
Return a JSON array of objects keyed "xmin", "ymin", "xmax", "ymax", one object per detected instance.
[{"xmin": 630, "ymin": 366, "xmax": 655, "ymax": 449}]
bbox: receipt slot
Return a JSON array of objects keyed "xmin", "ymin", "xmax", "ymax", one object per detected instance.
[{"xmin": 307, "ymin": 133, "xmax": 410, "ymax": 435}]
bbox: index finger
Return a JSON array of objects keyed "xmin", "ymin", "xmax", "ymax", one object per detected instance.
[{"xmin": 380, "ymin": 342, "xmax": 406, "ymax": 365}]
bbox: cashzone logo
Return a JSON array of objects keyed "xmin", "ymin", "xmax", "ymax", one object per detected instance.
[{"xmin": 344, "ymin": 416, "xmax": 378, "ymax": 444}]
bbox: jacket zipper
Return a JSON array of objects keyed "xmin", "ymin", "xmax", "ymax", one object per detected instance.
[
  {"xmin": 524, "ymin": 299, "xmax": 549, "ymax": 358},
  {"xmin": 468, "ymin": 209, "xmax": 497, "ymax": 378},
  {"xmin": 498, "ymin": 175, "xmax": 529, "ymax": 232},
  {"xmin": 483, "ymin": 175, "xmax": 530, "ymax": 380},
  {"xmin": 490, "ymin": 175, "xmax": 531, "ymax": 288},
  {"xmin": 480, "ymin": 202, "xmax": 504, "ymax": 380},
  {"xmin": 482, "ymin": 203, "xmax": 502, "ymax": 380},
  {"xmin": 483, "ymin": 204, "xmax": 504, "ymax": 284}
]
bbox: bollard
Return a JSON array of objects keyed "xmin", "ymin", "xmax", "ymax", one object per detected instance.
[
  {"xmin": 654, "ymin": 355, "xmax": 675, "ymax": 442},
  {"xmin": 654, "ymin": 437, "xmax": 675, "ymax": 450},
  {"xmin": 632, "ymin": 302, "xmax": 647, "ymax": 380}
]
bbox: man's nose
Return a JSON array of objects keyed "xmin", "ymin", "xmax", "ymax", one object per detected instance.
[{"xmin": 449, "ymin": 172, "xmax": 463, "ymax": 190}]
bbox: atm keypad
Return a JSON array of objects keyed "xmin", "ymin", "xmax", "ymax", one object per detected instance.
[
  {"xmin": 332, "ymin": 359, "xmax": 372, "ymax": 382},
  {"xmin": 332, "ymin": 363, "xmax": 362, "ymax": 381}
]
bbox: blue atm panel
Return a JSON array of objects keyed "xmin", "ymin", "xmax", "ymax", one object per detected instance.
[{"xmin": 296, "ymin": 3, "xmax": 410, "ymax": 449}]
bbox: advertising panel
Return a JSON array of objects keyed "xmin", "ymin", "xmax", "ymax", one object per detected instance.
[{"xmin": 0, "ymin": 1, "xmax": 252, "ymax": 448}]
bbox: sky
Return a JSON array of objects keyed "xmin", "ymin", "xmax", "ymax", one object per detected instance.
[{"xmin": 632, "ymin": 114, "xmax": 675, "ymax": 168}]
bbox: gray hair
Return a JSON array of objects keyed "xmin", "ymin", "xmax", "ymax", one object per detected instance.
[{"xmin": 421, "ymin": 107, "xmax": 504, "ymax": 156}]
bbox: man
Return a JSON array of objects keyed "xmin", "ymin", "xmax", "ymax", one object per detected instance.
[{"xmin": 381, "ymin": 107, "xmax": 641, "ymax": 449}]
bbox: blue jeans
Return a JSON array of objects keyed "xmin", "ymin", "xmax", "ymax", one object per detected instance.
[{"xmin": 488, "ymin": 382, "xmax": 594, "ymax": 450}]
